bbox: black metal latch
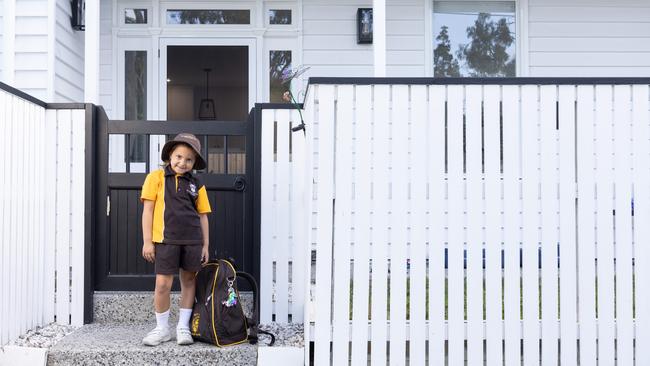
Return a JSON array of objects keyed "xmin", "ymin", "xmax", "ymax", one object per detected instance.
[{"xmin": 233, "ymin": 176, "xmax": 246, "ymax": 192}]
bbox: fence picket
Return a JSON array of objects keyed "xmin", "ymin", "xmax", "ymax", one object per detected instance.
[
  {"xmin": 632, "ymin": 85, "xmax": 650, "ymax": 365},
  {"xmin": 595, "ymin": 85, "xmax": 616, "ymax": 366},
  {"xmin": 390, "ymin": 84, "xmax": 409, "ymax": 365},
  {"xmin": 521, "ymin": 85, "xmax": 540, "ymax": 366},
  {"xmin": 301, "ymin": 90, "xmax": 316, "ymax": 366},
  {"xmin": 260, "ymin": 109, "xmax": 274, "ymax": 324},
  {"xmin": 9, "ymin": 96, "xmax": 19, "ymax": 340},
  {"xmin": 44, "ymin": 110, "xmax": 57, "ymax": 325},
  {"xmin": 27, "ymin": 103, "xmax": 35, "ymax": 330},
  {"xmin": 351, "ymin": 85, "xmax": 372, "ymax": 366},
  {"xmin": 276, "ymin": 109, "xmax": 291, "ymax": 323},
  {"xmin": 447, "ymin": 85, "xmax": 464, "ymax": 366},
  {"xmin": 290, "ymin": 108, "xmax": 306, "ymax": 323},
  {"xmin": 427, "ymin": 85, "xmax": 446, "ymax": 366},
  {"xmin": 332, "ymin": 85, "xmax": 353, "ymax": 365},
  {"xmin": 613, "ymin": 85, "xmax": 634, "ymax": 366},
  {"xmin": 314, "ymin": 85, "xmax": 336, "ymax": 366},
  {"xmin": 408, "ymin": 85, "xmax": 427, "ymax": 366},
  {"xmin": 71, "ymin": 110, "xmax": 86, "ymax": 326},
  {"xmin": 540, "ymin": 85, "xmax": 559, "ymax": 365},
  {"xmin": 1, "ymin": 93, "xmax": 9, "ymax": 344},
  {"xmin": 370, "ymin": 85, "xmax": 390, "ymax": 366},
  {"xmin": 502, "ymin": 85, "xmax": 521, "ymax": 366},
  {"xmin": 55, "ymin": 109, "xmax": 72, "ymax": 325},
  {"xmin": 465, "ymin": 85, "xmax": 483, "ymax": 366},
  {"xmin": 17, "ymin": 99, "xmax": 26, "ymax": 336},
  {"xmin": 576, "ymin": 85, "xmax": 597, "ymax": 366},
  {"xmin": 483, "ymin": 85, "xmax": 503, "ymax": 366},
  {"xmin": 558, "ymin": 85, "xmax": 578, "ymax": 365},
  {"xmin": 36, "ymin": 107, "xmax": 46, "ymax": 327}
]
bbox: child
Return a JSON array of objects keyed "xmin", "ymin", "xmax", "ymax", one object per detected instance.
[{"xmin": 140, "ymin": 133, "xmax": 211, "ymax": 346}]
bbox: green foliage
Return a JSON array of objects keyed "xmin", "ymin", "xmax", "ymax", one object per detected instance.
[
  {"xmin": 434, "ymin": 26, "xmax": 461, "ymax": 77},
  {"xmin": 457, "ymin": 13, "xmax": 515, "ymax": 77}
]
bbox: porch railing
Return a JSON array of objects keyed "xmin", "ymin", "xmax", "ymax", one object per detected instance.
[
  {"xmin": 299, "ymin": 79, "xmax": 650, "ymax": 365},
  {"xmin": 0, "ymin": 83, "xmax": 89, "ymax": 346}
]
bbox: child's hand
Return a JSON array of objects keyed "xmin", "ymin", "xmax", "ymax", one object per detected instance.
[
  {"xmin": 201, "ymin": 246, "xmax": 209, "ymax": 265},
  {"xmin": 142, "ymin": 242, "xmax": 155, "ymax": 263}
]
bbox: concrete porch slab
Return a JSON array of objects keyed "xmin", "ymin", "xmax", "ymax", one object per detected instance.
[{"xmin": 47, "ymin": 323, "xmax": 257, "ymax": 366}]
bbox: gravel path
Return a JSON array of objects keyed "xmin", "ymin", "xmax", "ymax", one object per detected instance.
[{"xmin": 9, "ymin": 323, "xmax": 78, "ymax": 348}]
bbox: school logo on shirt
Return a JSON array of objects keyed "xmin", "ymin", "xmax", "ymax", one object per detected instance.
[{"xmin": 187, "ymin": 183, "xmax": 198, "ymax": 198}]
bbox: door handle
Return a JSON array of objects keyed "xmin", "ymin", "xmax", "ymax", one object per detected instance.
[{"xmin": 233, "ymin": 176, "xmax": 246, "ymax": 192}]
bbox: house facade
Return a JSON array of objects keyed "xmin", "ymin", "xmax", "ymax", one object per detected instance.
[{"xmin": 1, "ymin": 0, "xmax": 649, "ymax": 115}]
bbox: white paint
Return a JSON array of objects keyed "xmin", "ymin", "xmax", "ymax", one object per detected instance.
[
  {"xmin": 85, "ymin": 0, "xmax": 100, "ymax": 103},
  {"xmin": 257, "ymin": 346, "xmax": 304, "ymax": 366},
  {"xmin": 0, "ymin": 346, "xmax": 48, "ymax": 366},
  {"xmin": 373, "ymin": 0, "xmax": 386, "ymax": 76},
  {"xmin": 528, "ymin": 0, "xmax": 650, "ymax": 76},
  {"xmin": 54, "ymin": 0, "xmax": 84, "ymax": 102},
  {"xmin": 3, "ymin": 0, "xmax": 15, "ymax": 85},
  {"xmin": 0, "ymin": 89, "xmax": 85, "ymax": 345}
]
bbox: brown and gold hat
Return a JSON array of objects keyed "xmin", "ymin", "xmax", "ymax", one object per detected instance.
[{"xmin": 160, "ymin": 133, "xmax": 206, "ymax": 170}]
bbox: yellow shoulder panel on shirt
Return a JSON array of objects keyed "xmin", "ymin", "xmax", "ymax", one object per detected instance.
[{"xmin": 195, "ymin": 185, "xmax": 212, "ymax": 214}]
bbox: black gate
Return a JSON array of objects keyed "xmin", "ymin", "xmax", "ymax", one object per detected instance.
[{"xmin": 94, "ymin": 110, "xmax": 258, "ymax": 291}]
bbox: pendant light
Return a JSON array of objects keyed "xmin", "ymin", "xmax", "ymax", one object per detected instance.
[{"xmin": 198, "ymin": 68, "xmax": 216, "ymax": 120}]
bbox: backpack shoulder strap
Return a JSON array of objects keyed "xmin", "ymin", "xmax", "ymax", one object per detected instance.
[{"xmin": 236, "ymin": 271, "xmax": 276, "ymax": 346}]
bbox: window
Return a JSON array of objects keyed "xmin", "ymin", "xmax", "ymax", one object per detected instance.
[
  {"xmin": 125, "ymin": 51, "xmax": 147, "ymax": 164},
  {"xmin": 125, "ymin": 9, "xmax": 148, "ymax": 24},
  {"xmin": 269, "ymin": 9, "xmax": 292, "ymax": 25},
  {"xmin": 433, "ymin": 1, "xmax": 516, "ymax": 77},
  {"xmin": 269, "ymin": 50, "xmax": 292, "ymax": 103},
  {"xmin": 166, "ymin": 10, "xmax": 251, "ymax": 24}
]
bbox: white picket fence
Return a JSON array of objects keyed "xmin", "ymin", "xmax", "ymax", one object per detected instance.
[
  {"xmin": 295, "ymin": 82, "xmax": 650, "ymax": 365},
  {"xmin": 260, "ymin": 108, "xmax": 309, "ymax": 325},
  {"xmin": 0, "ymin": 87, "xmax": 87, "ymax": 346}
]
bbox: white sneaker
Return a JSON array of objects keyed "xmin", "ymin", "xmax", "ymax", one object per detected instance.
[
  {"xmin": 142, "ymin": 327, "xmax": 171, "ymax": 346},
  {"xmin": 176, "ymin": 327, "xmax": 194, "ymax": 345}
]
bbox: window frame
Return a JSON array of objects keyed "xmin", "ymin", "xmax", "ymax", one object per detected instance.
[
  {"xmin": 264, "ymin": 2, "xmax": 298, "ymax": 28},
  {"xmin": 160, "ymin": 2, "xmax": 256, "ymax": 28},
  {"xmin": 428, "ymin": 0, "xmax": 525, "ymax": 77},
  {"xmin": 118, "ymin": 2, "xmax": 152, "ymax": 27}
]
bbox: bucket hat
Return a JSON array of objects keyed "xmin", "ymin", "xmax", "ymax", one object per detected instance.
[{"xmin": 161, "ymin": 133, "xmax": 206, "ymax": 170}]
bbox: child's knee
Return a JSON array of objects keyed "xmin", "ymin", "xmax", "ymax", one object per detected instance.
[
  {"xmin": 179, "ymin": 270, "xmax": 196, "ymax": 287},
  {"xmin": 155, "ymin": 275, "xmax": 173, "ymax": 293}
]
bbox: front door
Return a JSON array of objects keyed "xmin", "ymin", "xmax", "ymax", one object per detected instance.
[
  {"xmin": 95, "ymin": 42, "xmax": 258, "ymax": 291},
  {"xmin": 158, "ymin": 38, "xmax": 257, "ymax": 120}
]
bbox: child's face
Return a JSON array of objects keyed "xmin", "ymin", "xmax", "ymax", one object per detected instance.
[{"xmin": 169, "ymin": 144, "xmax": 197, "ymax": 174}]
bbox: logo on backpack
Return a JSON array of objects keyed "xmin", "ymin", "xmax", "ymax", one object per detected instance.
[{"xmin": 191, "ymin": 313, "xmax": 200, "ymax": 336}]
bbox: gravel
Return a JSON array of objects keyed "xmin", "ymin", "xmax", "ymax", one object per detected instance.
[{"xmin": 9, "ymin": 323, "xmax": 78, "ymax": 349}]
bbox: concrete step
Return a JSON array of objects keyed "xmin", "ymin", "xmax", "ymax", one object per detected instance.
[
  {"xmin": 45, "ymin": 292, "xmax": 303, "ymax": 365},
  {"xmin": 93, "ymin": 291, "xmax": 254, "ymax": 325},
  {"xmin": 47, "ymin": 323, "xmax": 258, "ymax": 366}
]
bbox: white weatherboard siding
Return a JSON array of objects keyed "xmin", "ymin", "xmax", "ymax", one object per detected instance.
[
  {"xmin": 54, "ymin": 0, "xmax": 84, "ymax": 102},
  {"xmin": 528, "ymin": 0, "xmax": 650, "ymax": 76},
  {"xmin": 14, "ymin": 0, "xmax": 48, "ymax": 99},
  {"xmin": 302, "ymin": 0, "xmax": 425, "ymax": 78},
  {"xmin": 99, "ymin": 0, "xmax": 112, "ymax": 118},
  {"xmin": 0, "ymin": 0, "xmax": 4, "ymax": 80}
]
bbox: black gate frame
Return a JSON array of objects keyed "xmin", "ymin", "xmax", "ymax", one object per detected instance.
[{"xmin": 93, "ymin": 109, "xmax": 260, "ymax": 294}]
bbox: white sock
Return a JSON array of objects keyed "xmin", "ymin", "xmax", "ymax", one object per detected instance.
[
  {"xmin": 155, "ymin": 309, "xmax": 170, "ymax": 330},
  {"xmin": 178, "ymin": 308, "xmax": 193, "ymax": 330}
]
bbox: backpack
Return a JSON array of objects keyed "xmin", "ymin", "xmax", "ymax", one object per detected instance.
[{"xmin": 190, "ymin": 259, "xmax": 275, "ymax": 347}]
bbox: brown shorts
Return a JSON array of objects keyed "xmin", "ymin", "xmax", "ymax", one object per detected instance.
[{"xmin": 154, "ymin": 243, "xmax": 203, "ymax": 274}]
